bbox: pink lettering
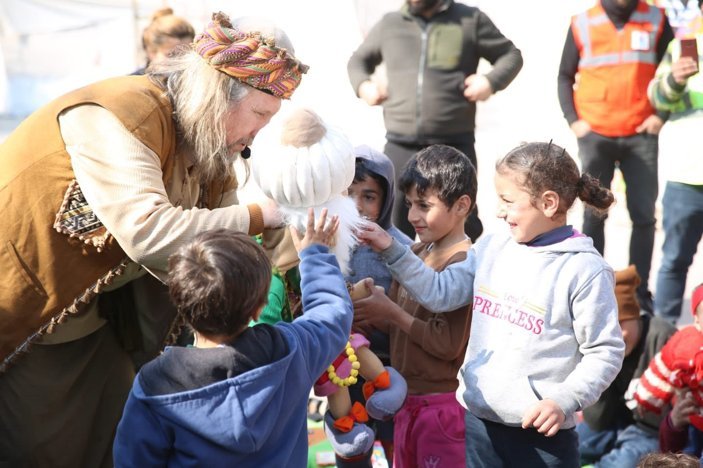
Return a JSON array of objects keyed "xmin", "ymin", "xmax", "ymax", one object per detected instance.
[
  {"xmin": 473, "ymin": 296, "xmax": 484, "ymax": 313},
  {"xmin": 526, "ymin": 315, "xmax": 535, "ymax": 332},
  {"xmin": 533, "ymin": 319, "xmax": 544, "ymax": 334}
]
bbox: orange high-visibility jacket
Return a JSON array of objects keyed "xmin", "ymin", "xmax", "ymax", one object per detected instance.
[{"xmin": 572, "ymin": 1, "xmax": 665, "ymax": 136}]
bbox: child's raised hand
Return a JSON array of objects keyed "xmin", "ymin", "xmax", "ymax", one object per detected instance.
[
  {"xmin": 290, "ymin": 208, "xmax": 340, "ymax": 253},
  {"xmin": 521, "ymin": 399, "xmax": 565, "ymax": 437},
  {"xmin": 356, "ymin": 221, "xmax": 393, "ymax": 252}
]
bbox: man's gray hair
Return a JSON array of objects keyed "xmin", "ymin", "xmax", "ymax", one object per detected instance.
[{"xmin": 149, "ymin": 51, "xmax": 249, "ymax": 183}]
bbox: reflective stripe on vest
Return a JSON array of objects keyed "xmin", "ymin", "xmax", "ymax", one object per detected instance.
[
  {"xmin": 571, "ymin": 2, "xmax": 663, "ymax": 137},
  {"xmin": 575, "ymin": 7, "xmax": 662, "ymax": 68}
]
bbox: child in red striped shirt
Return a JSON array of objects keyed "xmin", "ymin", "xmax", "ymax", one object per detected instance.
[{"xmin": 635, "ymin": 284, "xmax": 703, "ymax": 429}]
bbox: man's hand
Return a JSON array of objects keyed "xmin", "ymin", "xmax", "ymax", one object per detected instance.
[
  {"xmin": 635, "ymin": 114, "xmax": 664, "ymax": 135},
  {"xmin": 522, "ymin": 399, "xmax": 566, "ymax": 437},
  {"xmin": 671, "ymin": 56, "xmax": 699, "ymax": 85},
  {"xmin": 463, "ymin": 74, "xmax": 493, "ymax": 102},
  {"xmin": 356, "ymin": 221, "xmax": 393, "ymax": 252},
  {"xmin": 260, "ymin": 198, "xmax": 283, "ymax": 228},
  {"xmin": 289, "ymin": 208, "xmax": 339, "ymax": 252},
  {"xmin": 358, "ymin": 80, "xmax": 388, "ymax": 106},
  {"xmin": 570, "ymin": 119, "xmax": 592, "ymax": 138}
]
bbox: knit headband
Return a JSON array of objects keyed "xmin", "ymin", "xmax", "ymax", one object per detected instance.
[{"xmin": 194, "ymin": 12, "xmax": 308, "ymax": 99}]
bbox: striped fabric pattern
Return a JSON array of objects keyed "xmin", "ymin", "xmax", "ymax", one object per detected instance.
[
  {"xmin": 194, "ymin": 12, "xmax": 308, "ymax": 99},
  {"xmin": 635, "ymin": 326, "xmax": 703, "ymax": 427}
]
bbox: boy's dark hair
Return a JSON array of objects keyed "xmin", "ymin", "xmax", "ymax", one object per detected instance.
[
  {"xmin": 167, "ymin": 229, "xmax": 271, "ymax": 337},
  {"xmin": 353, "ymin": 158, "xmax": 387, "ymax": 202},
  {"xmin": 496, "ymin": 141, "xmax": 615, "ymax": 216},
  {"xmin": 398, "ymin": 144, "xmax": 477, "ymax": 211}
]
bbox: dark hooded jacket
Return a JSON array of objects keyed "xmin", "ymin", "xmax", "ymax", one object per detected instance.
[
  {"xmin": 113, "ymin": 245, "xmax": 351, "ymax": 467},
  {"xmin": 346, "ymin": 145, "xmax": 412, "ymax": 366},
  {"xmin": 347, "ymin": 0, "xmax": 522, "ymax": 144}
]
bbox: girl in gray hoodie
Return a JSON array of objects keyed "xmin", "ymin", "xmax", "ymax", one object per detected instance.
[{"xmin": 357, "ymin": 141, "xmax": 625, "ymax": 467}]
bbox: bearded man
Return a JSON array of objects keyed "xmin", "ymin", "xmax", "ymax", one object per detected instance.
[
  {"xmin": 347, "ymin": 0, "xmax": 523, "ymax": 243},
  {"xmin": 0, "ymin": 12, "xmax": 306, "ymax": 467}
]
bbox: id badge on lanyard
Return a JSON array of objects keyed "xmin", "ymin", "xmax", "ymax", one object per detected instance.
[{"xmin": 631, "ymin": 30, "xmax": 651, "ymax": 51}]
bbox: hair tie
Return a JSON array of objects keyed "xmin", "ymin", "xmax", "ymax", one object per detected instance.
[{"xmin": 576, "ymin": 174, "xmax": 587, "ymax": 192}]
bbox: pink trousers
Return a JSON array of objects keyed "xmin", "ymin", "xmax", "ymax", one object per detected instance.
[{"xmin": 393, "ymin": 392, "xmax": 466, "ymax": 468}]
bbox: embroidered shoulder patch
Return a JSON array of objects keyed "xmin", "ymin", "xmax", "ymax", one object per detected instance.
[{"xmin": 53, "ymin": 180, "xmax": 111, "ymax": 251}]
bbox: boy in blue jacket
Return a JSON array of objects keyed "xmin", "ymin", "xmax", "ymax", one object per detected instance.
[{"xmin": 114, "ymin": 209, "xmax": 349, "ymax": 467}]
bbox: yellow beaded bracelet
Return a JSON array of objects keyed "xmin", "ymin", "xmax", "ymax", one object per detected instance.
[{"xmin": 327, "ymin": 340, "xmax": 360, "ymax": 387}]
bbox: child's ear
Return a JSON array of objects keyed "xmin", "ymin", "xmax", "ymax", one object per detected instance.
[
  {"xmin": 251, "ymin": 303, "xmax": 265, "ymax": 322},
  {"xmin": 454, "ymin": 194, "xmax": 472, "ymax": 216},
  {"xmin": 541, "ymin": 191, "xmax": 560, "ymax": 218}
]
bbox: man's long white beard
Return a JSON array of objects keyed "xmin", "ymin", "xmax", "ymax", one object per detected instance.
[{"xmin": 278, "ymin": 195, "xmax": 365, "ymax": 275}]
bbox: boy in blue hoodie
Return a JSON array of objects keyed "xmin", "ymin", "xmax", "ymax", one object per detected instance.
[
  {"xmin": 345, "ymin": 145, "xmax": 413, "ymax": 463},
  {"xmin": 113, "ymin": 210, "xmax": 350, "ymax": 467}
]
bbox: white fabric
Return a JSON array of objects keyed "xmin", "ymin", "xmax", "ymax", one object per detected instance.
[
  {"xmin": 278, "ymin": 195, "xmax": 364, "ymax": 274},
  {"xmin": 252, "ymin": 121, "xmax": 355, "ymax": 208},
  {"xmin": 250, "ymin": 109, "xmax": 362, "ymax": 273}
]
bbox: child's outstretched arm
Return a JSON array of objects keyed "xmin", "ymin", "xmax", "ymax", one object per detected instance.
[
  {"xmin": 358, "ymin": 223, "xmax": 475, "ymax": 312},
  {"xmin": 288, "ymin": 208, "xmax": 354, "ymax": 379}
]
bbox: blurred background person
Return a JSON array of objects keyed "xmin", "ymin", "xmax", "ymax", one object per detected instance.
[
  {"xmin": 132, "ymin": 7, "xmax": 195, "ymax": 75},
  {"xmin": 347, "ymin": 0, "xmax": 523, "ymax": 243},
  {"xmin": 557, "ymin": 0, "xmax": 674, "ymax": 313},
  {"xmin": 649, "ymin": 0, "xmax": 703, "ymax": 324}
]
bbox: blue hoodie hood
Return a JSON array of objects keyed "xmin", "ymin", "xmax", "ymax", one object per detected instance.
[
  {"xmin": 131, "ymin": 342, "xmax": 294, "ymax": 451},
  {"xmin": 115, "ymin": 327, "xmax": 318, "ymax": 467},
  {"xmin": 114, "ymin": 245, "xmax": 353, "ymax": 467}
]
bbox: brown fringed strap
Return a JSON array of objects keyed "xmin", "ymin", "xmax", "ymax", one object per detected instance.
[
  {"xmin": 0, "ymin": 258, "xmax": 131, "ymax": 374},
  {"xmin": 163, "ymin": 311, "xmax": 188, "ymax": 347}
]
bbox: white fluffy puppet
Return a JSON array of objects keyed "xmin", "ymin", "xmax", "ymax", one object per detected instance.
[
  {"xmin": 251, "ymin": 108, "xmax": 407, "ymax": 461},
  {"xmin": 251, "ymin": 107, "xmax": 364, "ymax": 274}
]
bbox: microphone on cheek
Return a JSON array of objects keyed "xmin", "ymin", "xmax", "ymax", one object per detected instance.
[{"xmin": 241, "ymin": 146, "xmax": 251, "ymax": 159}]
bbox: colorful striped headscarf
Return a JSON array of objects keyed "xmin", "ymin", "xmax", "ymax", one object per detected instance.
[{"xmin": 194, "ymin": 12, "xmax": 308, "ymax": 99}]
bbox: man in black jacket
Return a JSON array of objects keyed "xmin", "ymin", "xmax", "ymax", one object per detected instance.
[{"xmin": 348, "ymin": 0, "xmax": 522, "ymax": 242}]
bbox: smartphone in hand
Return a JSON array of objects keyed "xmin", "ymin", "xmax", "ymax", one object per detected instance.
[{"xmin": 680, "ymin": 38, "xmax": 699, "ymax": 72}]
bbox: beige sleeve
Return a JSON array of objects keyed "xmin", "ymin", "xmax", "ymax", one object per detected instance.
[{"xmin": 59, "ymin": 105, "xmax": 252, "ymax": 277}]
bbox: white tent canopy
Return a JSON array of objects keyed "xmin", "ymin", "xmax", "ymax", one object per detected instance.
[{"xmin": 0, "ymin": 0, "xmax": 399, "ymax": 121}]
